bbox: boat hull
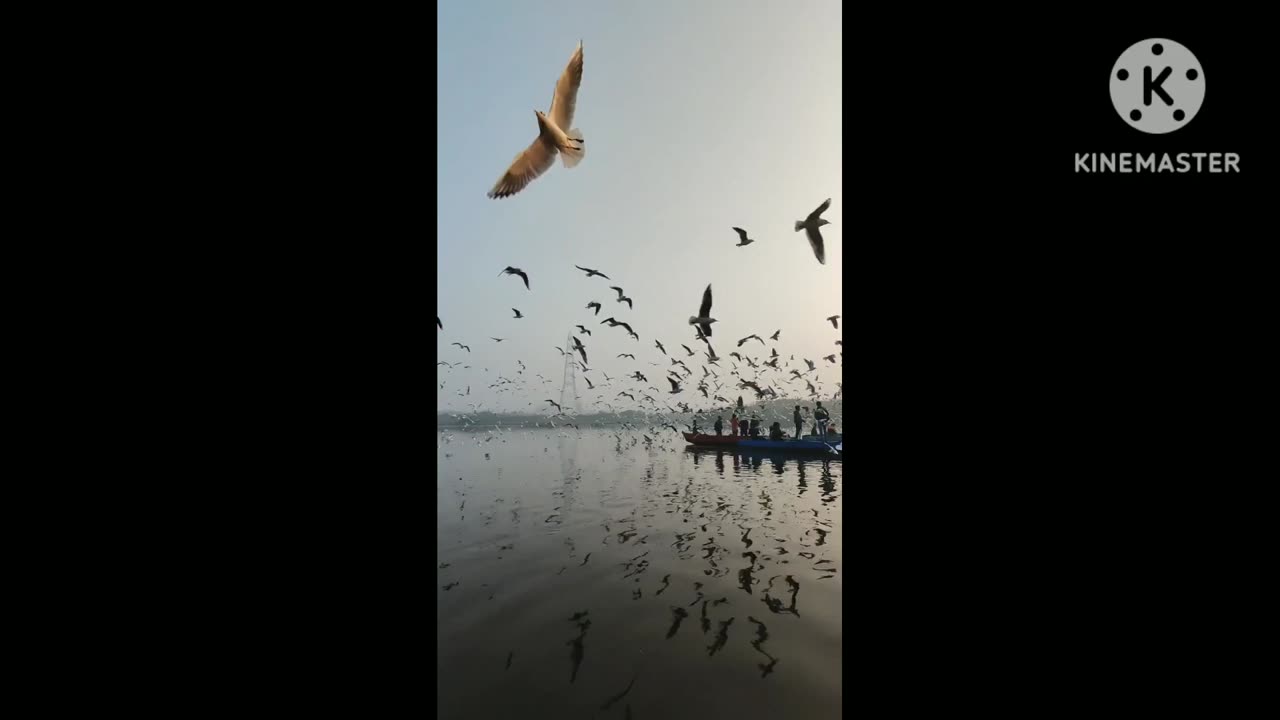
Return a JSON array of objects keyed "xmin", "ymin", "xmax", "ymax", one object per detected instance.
[{"xmin": 683, "ymin": 432, "xmax": 840, "ymax": 453}]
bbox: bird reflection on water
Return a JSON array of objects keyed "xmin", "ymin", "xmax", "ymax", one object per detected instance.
[{"xmin": 437, "ymin": 428, "xmax": 841, "ymax": 719}]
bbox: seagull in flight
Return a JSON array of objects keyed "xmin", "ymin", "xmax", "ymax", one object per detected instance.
[
  {"xmin": 575, "ymin": 325, "xmax": 592, "ymax": 336},
  {"xmin": 654, "ymin": 340, "xmax": 666, "ymax": 355},
  {"xmin": 488, "ymin": 41, "xmax": 585, "ymax": 199},
  {"xmin": 667, "ymin": 377, "xmax": 683, "ymax": 394},
  {"xmin": 770, "ymin": 329, "xmax": 780, "ymax": 341},
  {"xmin": 737, "ymin": 334, "xmax": 765, "ymax": 347},
  {"xmin": 681, "ymin": 344, "xmax": 695, "ymax": 357},
  {"xmin": 512, "ymin": 308, "xmax": 524, "ymax": 318},
  {"xmin": 491, "ymin": 337, "xmax": 504, "ymax": 342},
  {"xmin": 437, "ymin": 317, "xmax": 443, "ymax": 330},
  {"xmin": 827, "ymin": 315, "xmax": 840, "ymax": 329},
  {"xmin": 575, "ymin": 265, "xmax": 610, "ymax": 279},
  {"xmin": 617, "ymin": 353, "xmax": 635, "ymax": 359},
  {"xmin": 688, "ymin": 284, "xmax": 716, "ymax": 337},
  {"xmin": 451, "ymin": 342, "xmax": 471, "ymax": 352},
  {"xmin": 805, "ymin": 358, "xmax": 816, "ymax": 372},
  {"xmin": 823, "ymin": 354, "xmax": 837, "ymax": 363},
  {"xmin": 795, "ymin": 198, "xmax": 832, "ymax": 264},
  {"xmin": 572, "ymin": 336, "xmax": 589, "ymax": 365},
  {"xmin": 586, "ymin": 301, "xmax": 602, "ymax": 315},
  {"xmin": 732, "ymin": 227, "xmax": 755, "ymax": 246},
  {"xmin": 499, "ymin": 267, "xmax": 530, "ymax": 290},
  {"xmin": 545, "ymin": 399, "xmax": 563, "ymax": 413},
  {"xmin": 609, "ymin": 286, "xmax": 633, "ymax": 309}
]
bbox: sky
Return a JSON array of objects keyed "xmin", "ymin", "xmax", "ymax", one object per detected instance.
[{"xmin": 438, "ymin": 0, "xmax": 842, "ymax": 415}]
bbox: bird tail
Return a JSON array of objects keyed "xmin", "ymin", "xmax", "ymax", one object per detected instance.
[
  {"xmin": 794, "ymin": 220, "xmax": 805, "ymax": 232},
  {"xmin": 561, "ymin": 129, "xmax": 586, "ymax": 168}
]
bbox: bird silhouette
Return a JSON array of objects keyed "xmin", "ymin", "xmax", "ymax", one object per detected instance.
[
  {"xmin": 668, "ymin": 377, "xmax": 683, "ymax": 394},
  {"xmin": 732, "ymin": 227, "xmax": 755, "ymax": 246},
  {"xmin": 572, "ymin": 336, "xmax": 589, "ymax": 365},
  {"xmin": 499, "ymin": 267, "xmax": 530, "ymax": 290},
  {"xmin": 451, "ymin": 342, "xmax": 471, "ymax": 352},
  {"xmin": 655, "ymin": 340, "xmax": 666, "ymax": 355},
  {"xmin": 823, "ymin": 354, "xmax": 837, "ymax": 363},
  {"xmin": 586, "ymin": 301, "xmax": 602, "ymax": 315},
  {"xmin": 827, "ymin": 315, "xmax": 840, "ymax": 329},
  {"xmin": 574, "ymin": 265, "xmax": 610, "ymax": 279},
  {"xmin": 737, "ymin": 334, "xmax": 765, "ymax": 347},
  {"xmin": 512, "ymin": 308, "xmax": 524, "ymax": 318},
  {"xmin": 795, "ymin": 198, "xmax": 832, "ymax": 264},
  {"xmin": 576, "ymin": 325, "xmax": 592, "ymax": 336},
  {"xmin": 688, "ymin": 284, "xmax": 715, "ymax": 337},
  {"xmin": 770, "ymin": 330, "xmax": 780, "ymax": 341},
  {"xmin": 437, "ymin": 317, "xmax": 443, "ymax": 330},
  {"xmin": 617, "ymin": 353, "xmax": 635, "ymax": 359},
  {"xmin": 546, "ymin": 399, "xmax": 563, "ymax": 412}
]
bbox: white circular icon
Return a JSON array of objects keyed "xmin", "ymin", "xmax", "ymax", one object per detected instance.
[{"xmin": 1110, "ymin": 39, "xmax": 1204, "ymax": 134}]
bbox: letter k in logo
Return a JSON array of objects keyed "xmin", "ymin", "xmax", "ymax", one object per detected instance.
[{"xmin": 1145, "ymin": 66, "xmax": 1173, "ymax": 106}]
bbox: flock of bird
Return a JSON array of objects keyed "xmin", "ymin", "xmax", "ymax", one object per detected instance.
[{"xmin": 439, "ymin": 40, "xmax": 841, "ymax": 429}]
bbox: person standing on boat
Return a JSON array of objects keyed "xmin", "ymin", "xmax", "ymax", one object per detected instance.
[
  {"xmin": 769, "ymin": 421, "xmax": 785, "ymax": 440},
  {"xmin": 749, "ymin": 415, "xmax": 761, "ymax": 437},
  {"xmin": 713, "ymin": 416, "xmax": 724, "ymax": 436},
  {"xmin": 814, "ymin": 401, "xmax": 830, "ymax": 435},
  {"xmin": 730, "ymin": 413, "xmax": 739, "ymax": 436},
  {"xmin": 793, "ymin": 405, "xmax": 804, "ymax": 440}
]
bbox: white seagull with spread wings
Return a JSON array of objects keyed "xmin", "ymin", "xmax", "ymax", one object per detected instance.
[{"xmin": 488, "ymin": 41, "xmax": 586, "ymax": 199}]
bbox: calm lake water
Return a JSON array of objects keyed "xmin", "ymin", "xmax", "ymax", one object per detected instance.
[{"xmin": 437, "ymin": 427, "xmax": 842, "ymax": 719}]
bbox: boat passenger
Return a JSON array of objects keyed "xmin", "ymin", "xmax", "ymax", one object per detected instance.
[
  {"xmin": 714, "ymin": 416, "xmax": 724, "ymax": 435},
  {"xmin": 768, "ymin": 422, "xmax": 785, "ymax": 441},
  {"xmin": 814, "ymin": 401, "xmax": 830, "ymax": 435}
]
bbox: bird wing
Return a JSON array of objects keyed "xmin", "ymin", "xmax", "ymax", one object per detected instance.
[
  {"xmin": 732, "ymin": 227, "xmax": 748, "ymax": 242},
  {"xmin": 805, "ymin": 225, "xmax": 826, "ymax": 265},
  {"xmin": 622, "ymin": 298, "xmax": 632, "ymax": 309},
  {"xmin": 515, "ymin": 269, "xmax": 530, "ymax": 289},
  {"xmin": 488, "ymin": 136, "xmax": 558, "ymax": 199},
  {"xmin": 699, "ymin": 284, "xmax": 713, "ymax": 318},
  {"xmin": 547, "ymin": 41, "xmax": 584, "ymax": 132},
  {"xmin": 807, "ymin": 197, "xmax": 832, "ymax": 223},
  {"xmin": 668, "ymin": 377, "xmax": 680, "ymax": 392},
  {"xmin": 609, "ymin": 286, "xmax": 624, "ymax": 298}
]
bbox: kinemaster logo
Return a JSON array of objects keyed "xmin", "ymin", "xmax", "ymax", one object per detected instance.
[{"xmin": 1077, "ymin": 38, "xmax": 1239, "ymax": 173}]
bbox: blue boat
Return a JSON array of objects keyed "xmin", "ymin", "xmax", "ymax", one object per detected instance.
[{"xmin": 738, "ymin": 437, "xmax": 840, "ymax": 452}]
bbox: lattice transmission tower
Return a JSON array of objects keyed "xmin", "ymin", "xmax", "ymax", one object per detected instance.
[{"xmin": 559, "ymin": 329, "xmax": 583, "ymax": 415}]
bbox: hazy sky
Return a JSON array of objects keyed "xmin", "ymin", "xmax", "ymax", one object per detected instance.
[{"xmin": 438, "ymin": 0, "xmax": 842, "ymax": 414}]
